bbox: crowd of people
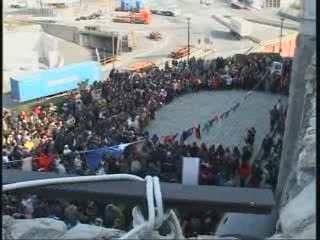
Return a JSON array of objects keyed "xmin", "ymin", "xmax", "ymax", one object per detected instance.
[{"xmin": 2, "ymin": 53, "xmax": 290, "ymax": 237}]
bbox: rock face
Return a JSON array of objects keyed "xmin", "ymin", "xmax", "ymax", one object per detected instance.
[
  {"xmin": 2, "ymin": 217, "xmax": 126, "ymax": 240},
  {"xmin": 60, "ymin": 224, "xmax": 125, "ymax": 240},
  {"xmin": 280, "ymin": 180, "xmax": 316, "ymax": 235},
  {"xmin": 3, "ymin": 217, "xmax": 68, "ymax": 240}
]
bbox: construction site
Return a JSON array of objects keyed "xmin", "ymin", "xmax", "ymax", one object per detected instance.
[
  {"xmin": 4, "ymin": 0, "xmax": 299, "ymax": 95},
  {"xmin": 2, "ymin": 0, "xmax": 316, "ymax": 240}
]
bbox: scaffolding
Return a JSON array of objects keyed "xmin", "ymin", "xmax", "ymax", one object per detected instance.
[{"xmin": 263, "ymin": 0, "xmax": 281, "ymax": 8}]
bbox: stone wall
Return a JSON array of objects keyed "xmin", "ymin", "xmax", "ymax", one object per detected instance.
[{"xmin": 272, "ymin": 53, "xmax": 316, "ymax": 240}]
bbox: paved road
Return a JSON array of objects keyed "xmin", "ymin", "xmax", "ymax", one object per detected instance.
[{"xmin": 145, "ymin": 90, "xmax": 287, "ymax": 149}]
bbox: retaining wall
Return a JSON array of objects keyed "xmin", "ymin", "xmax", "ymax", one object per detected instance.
[{"xmin": 41, "ymin": 23, "xmax": 80, "ymax": 43}]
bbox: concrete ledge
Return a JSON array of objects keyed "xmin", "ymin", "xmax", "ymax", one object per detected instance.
[
  {"xmin": 244, "ymin": 17, "xmax": 299, "ymax": 31},
  {"xmin": 278, "ymin": 8, "xmax": 301, "ymax": 22}
]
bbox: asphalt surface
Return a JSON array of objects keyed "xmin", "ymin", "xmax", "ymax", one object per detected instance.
[{"xmin": 145, "ymin": 90, "xmax": 288, "ymax": 149}]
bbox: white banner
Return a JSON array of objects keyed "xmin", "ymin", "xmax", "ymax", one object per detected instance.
[
  {"xmin": 22, "ymin": 157, "xmax": 33, "ymax": 172},
  {"xmin": 182, "ymin": 157, "xmax": 200, "ymax": 186}
]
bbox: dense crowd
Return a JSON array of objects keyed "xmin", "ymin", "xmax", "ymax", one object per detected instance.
[{"xmin": 2, "ymin": 54, "xmax": 290, "ymax": 236}]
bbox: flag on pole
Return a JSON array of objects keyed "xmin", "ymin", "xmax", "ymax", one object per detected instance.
[
  {"xmin": 231, "ymin": 102, "xmax": 240, "ymax": 112},
  {"xmin": 202, "ymin": 121, "xmax": 211, "ymax": 133},
  {"xmin": 84, "ymin": 148, "xmax": 106, "ymax": 171},
  {"xmin": 151, "ymin": 134, "xmax": 159, "ymax": 146},
  {"xmin": 195, "ymin": 124, "xmax": 202, "ymax": 139},
  {"xmin": 180, "ymin": 127, "xmax": 194, "ymax": 143},
  {"xmin": 85, "ymin": 141, "xmax": 145, "ymax": 170},
  {"xmin": 220, "ymin": 112, "xmax": 226, "ymax": 120},
  {"xmin": 163, "ymin": 135, "xmax": 175, "ymax": 144},
  {"xmin": 35, "ymin": 153, "xmax": 57, "ymax": 172},
  {"xmin": 213, "ymin": 115, "xmax": 219, "ymax": 123},
  {"xmin": 224, "ymin": 110, "xmax": 230, "ymax": 119},
  {"xmin": 173, "ymin": 133, "xmax": 179, "ymax": 141},
  {"xmin": 131, "ymin": 139, "xmax": 145, "ymax": 155}
]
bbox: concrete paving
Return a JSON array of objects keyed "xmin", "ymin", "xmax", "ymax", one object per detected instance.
[
  {"xmin": 145, "ymin": 90, "xmax": 287, "ymax": 149},
  {"xmin": 52, "ymin": 0, "xmax": 256, "ymax": 72}
]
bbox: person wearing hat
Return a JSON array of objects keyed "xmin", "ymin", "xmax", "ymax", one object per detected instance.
[
  {"xmin": 54, "ymin": 157, "xmax": 66, "ymax": 174},
  {"xmin": 64, "ymin": 204, "xmax": 79, "ymax": 230},
  {"xmin": 63, "ymin": 145, "xmax": 72, "ymax": 155},
  {"xmin": 24, "ymin": 138, "xmax": 34, "ymax": 151},
  {"xmin": 94, "ymin": 217, "xmax": 103, "ymax": 227},
  {"xmin": 48, "ymin": 103, "xmax": 57, "ymax": 113},
  {"xmin": 34, "ymin": 106, "xmax": 42, "ymax": 117}
]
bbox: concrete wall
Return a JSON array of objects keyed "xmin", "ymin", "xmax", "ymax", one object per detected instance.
[
  {"xmin": 41, "ymin": 23, "xmax": 80, "ymax": 44},
  {"xmin": 41, "ymin": 23, "xmax": 121, "ymax": 55},
  {"xmin": 3, "ymin": 31, "xmax": 93, "ymax": 93},
  {"xmin": 3, "ymin": 31, "xmax": 43, "ymax": 73},
  {"xmin": 37, "ymin": 32, "xmax": 92, "ymax": 65},
  {"xmin": 260, "ymin": 34, "xmax": 297, "ymax": 57},
  {"xmin": 79, "ymin": 33, "xmax": 120, "ymax": 54}
]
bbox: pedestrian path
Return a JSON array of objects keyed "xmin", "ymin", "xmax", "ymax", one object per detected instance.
[{"xmin": 145, "ymin": 90, "xmax": 287, "ymax": 149}]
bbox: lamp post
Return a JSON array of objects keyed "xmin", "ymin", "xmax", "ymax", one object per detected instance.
[
  {"xmin": 112, "ymin": 32, "xmax": 115, "ymax": 69},
  {"xmin": 279, "ymin": 17, "xmax": 284, "ymax": 55},
  {"xmin": 185, "ymin": 15, "xmax": 192, "ymax": 65}
]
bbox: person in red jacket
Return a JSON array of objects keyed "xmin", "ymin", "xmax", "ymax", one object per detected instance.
[
  {"xmin": 212, "ymin": 75, "xmax": 220, "ymax": 89},
  {"xmin": 34, "ymin": 106, "xmax": 43, "ymax": 117},
  {"xmin": 240, "ymin": 160, "xmax": 251, "ymax": 187}
]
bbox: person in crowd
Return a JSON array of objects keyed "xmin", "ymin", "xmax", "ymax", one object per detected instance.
[
  {"xmin": 2, "ymin": 55, "xmax": 288, "ymax": 235},
  {"xmin": 240, "ymin": 159, "xmax": 251, "ymax": 187},
  {"xmin": 261, "ymin": 134, "xmax": 273, "ymax": 161}
]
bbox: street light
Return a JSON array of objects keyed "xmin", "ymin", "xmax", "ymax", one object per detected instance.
[
  {"xmin": 112, "ymin": 32, "xmax": 115, "ymax": 69},
  {"xmin": 185, "ymin": 14, "xmax": 192, "ymax": 65},
  {"xmin": 279, "ymin": 17, "xmax": 284, "ymax": 55}
]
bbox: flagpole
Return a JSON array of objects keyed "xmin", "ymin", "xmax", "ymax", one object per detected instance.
[
  {"xmin": 2, "ymin": 158, "xmax": 34, "ymax": 164},
  {"xmin": 83, "ymin": 139, "xmax": 146, "ymax": 153}
]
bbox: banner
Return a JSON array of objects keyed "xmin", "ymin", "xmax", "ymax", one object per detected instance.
[
  {"xmin": 22, "ymin": 157, "xmax": 33, "ymax": 171},
  {"xmin": 182, "ymin": 157, "xmax": 200, "ymax": 186}
]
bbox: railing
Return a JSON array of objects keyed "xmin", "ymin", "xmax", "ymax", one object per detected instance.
[{"xmin": 3, "ymin": 169, "xmax": 275, "ymax": 214}]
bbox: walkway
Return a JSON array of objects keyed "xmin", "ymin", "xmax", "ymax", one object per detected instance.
[{"xmin": 145, "ymin": 90, "xmax": 287, "ymax": 150}]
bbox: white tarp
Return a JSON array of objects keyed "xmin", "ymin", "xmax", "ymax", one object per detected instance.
[{"xmin": 182, "ymin": 157, "xmax": 200, "ymax": 185}]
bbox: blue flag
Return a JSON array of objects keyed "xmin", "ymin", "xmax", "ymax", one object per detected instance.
[
  {"xmin": 180, "ymin": 128, "xmax": 194, "ymax": 143},
  {"xmin": 84, "ymin": 148, "xmax": 107, "ymax": 171},
  {"xmin": 106, "ymin": 144, "xmax": 128, "ymax": 157},
  {"xmin": 84, "ymin": 143, "xmax": 129, "ymax": 170},
  {"xmin": 151, "ymin": 134, "xmax": 159, "ymax": 146}
]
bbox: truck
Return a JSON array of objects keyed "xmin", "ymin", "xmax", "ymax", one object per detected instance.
[
  {"xmin": 113, "ymin": 9, "xmax": 152, "ymax": 24},
  {"xmin": 229, "ymin": 17, "xmax": 252, "ymax": 39},
  {"xmin": 10, "ymin": 61, "xmax": 103, "ymax": 103}
]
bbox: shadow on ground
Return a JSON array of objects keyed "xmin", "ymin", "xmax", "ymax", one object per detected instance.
[{"xmin": 210, "ymin": 29, "xmax": 237, "ymax": 40}]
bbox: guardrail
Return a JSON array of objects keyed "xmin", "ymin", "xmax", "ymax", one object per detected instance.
[{"xmin": 3, "ymin": 169, "xmax": 275, "ymax": 214}]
